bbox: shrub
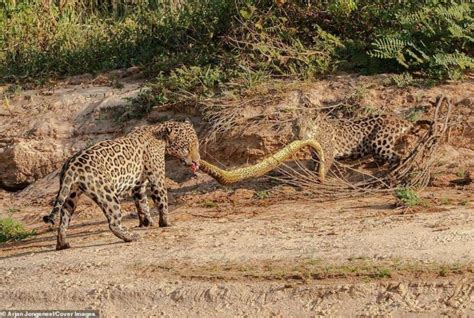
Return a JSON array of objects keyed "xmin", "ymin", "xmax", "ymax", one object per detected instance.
[
  {"xmin": 0, "ymin": 0, "xmax": 234, "ymax": 82},
  {"xmin": 0, "ymin": 0, "xmax": 471, "ymax": 90},
  {"xmin": 227, "ymin": 4, "xmax": 344, "ymax": 80},
  {"xmin": 394, "ymin": 186, "xmax": 422, "ymax": 208},
  {"xmin": 368, "ymin": 2, "xmax": 474, "ymax": 79},
  {"xmin": 0, "ymin": 215, "xmax": 36, "ymax": 243}
]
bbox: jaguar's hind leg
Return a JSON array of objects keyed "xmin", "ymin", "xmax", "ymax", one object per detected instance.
[
  {"xmin": 90, "ymin": 187, "xmax": 140, "ymax": 242},
  {"xmin": 56, "ymin": 184, "xmax": 82, "ymax": 250},
  {"xmin": 147, "ymin": 175, "xmax": 169, "ymax": 227},
  {"xmin": 309, "ymin": 148, "xmax": 320, "ymax": 172},
  {"xmin": 309, "ymin": 143, "xmax": 334, "ymax": 180},
  {"xmin": 132, "ymin": 181, "xmax": 154, "ymax": 227}
]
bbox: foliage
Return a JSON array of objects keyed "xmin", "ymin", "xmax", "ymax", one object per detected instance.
[
  {"xmin": 116, "ymin": 89, "xmax": 160, "ymax": 121},
  {"xmin": 255, "ymin": 190, "xmax": 269, "ymax": 200},
  {"xmin": 0, "ymin": 214, "xmax": 36, "ymax": 243},
  {"xmin": 394, "ymin": 186, "xmax": 422, "ymax": 208},
  {"xmin": 370, "ymin": 268, "xmax": 391, "ymax": 279},
  {"xmin": 152, "ymin": 65, "xmax": 230, "ymax": 104},
  {"xmin": 0, "ymin": 0, "xmax": 472, "ymax": 113},
  {"xmin": 368, "ymin": 2, "xmax": 473, "ymax": 79},
  {"xmin": 405, "ymin": 107, "xmax": 425, "ymax": 122},
  {"xmin": 201, "ymin": 199, "xmax": 218, "ymax": 208},
  {"xmin": 390, "ymin": 73, "xmax": 415, "ymax": 88},
  {"xmin": 0, "ymin": 0, "xmax": 234, "ymax": 82},
  {"xmin": 228, "ymin": 4, "xmax": 344, "ymax": 80}
]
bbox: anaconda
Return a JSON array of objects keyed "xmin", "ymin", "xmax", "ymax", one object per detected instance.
[{"xmin": 198, "ymin": 139, "xmax": 325, "ymax": 185}]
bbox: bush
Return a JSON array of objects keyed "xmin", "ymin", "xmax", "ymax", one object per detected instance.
[
  {"xmin": 0, "ymin": 216, "xmax": 36, "ymax": 243},
  {"xmin": 227, "ymin": 4, "xmax": 344, "ymax": 80},
  {"xmin": 368, "ymin": 2, "xmax": 474, "ymax": 79},
  {"xmin": 0, "ymin": 0, "xmax": 472, "ymax": 92},
  {"xmin": 143, "ymin": 0, "xmax": 472, "ymax": 114},
  {"xmin": 0, "ymin": 0, "xmax": 234, "ymax": 82}
]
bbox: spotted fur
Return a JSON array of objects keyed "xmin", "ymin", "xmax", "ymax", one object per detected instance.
[
  {"xmin": 43, "ymin": 120, "xmax": 200, "ymax": 250},
  {"xmin": 297, "ymin": 112, "xmax": 418, "ymax": 173}
]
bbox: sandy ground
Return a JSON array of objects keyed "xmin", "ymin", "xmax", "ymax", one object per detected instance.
[{"xmin": 1, "ymin": 185, "xmax": 473, "ymax": 317}]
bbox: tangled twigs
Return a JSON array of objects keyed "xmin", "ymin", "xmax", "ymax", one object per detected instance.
[
  {"xmin": 199, "ymin": 139, "xmax": 325, "ymax": 185},
  {"xmin": 199, "ymin": 89, "xmax": 452, "ymax": 200},
  {"xmin": 386, "ymin": 95, "xmax": 452, "ymax": 189},
  {"xmin": 271, "ymin": 94, "xmax": 453, "ymax": 200}
]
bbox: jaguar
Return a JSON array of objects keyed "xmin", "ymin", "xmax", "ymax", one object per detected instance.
[{"xmin": 43, "ymin": 120, "xmax": 200, "ymax": 250}]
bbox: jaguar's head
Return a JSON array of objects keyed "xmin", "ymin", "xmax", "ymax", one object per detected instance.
[{"xmin": 161, "ymin": 120, "xmax": 200, "ymax": 172}]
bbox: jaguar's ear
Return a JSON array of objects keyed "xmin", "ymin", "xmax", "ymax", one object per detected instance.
[
  {"xmin": 183, "ymin": 117, "xmax": 192, "ymax": 125},
  {"xmin": 158, "ymin": 126, "xmax": 175, "ymax": 142}
]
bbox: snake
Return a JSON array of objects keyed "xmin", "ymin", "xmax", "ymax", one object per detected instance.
[{"xmin": 198, "ymin": 139, "xmax": 325, "ymax": 185}]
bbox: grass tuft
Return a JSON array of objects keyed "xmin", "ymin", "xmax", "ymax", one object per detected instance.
[
  {"xmin": 0, "ymin": 216, "xmax": 36, "ymax": 243},
  {"xmin": 394, "ymin": 186, "xmax": 422, "ymax": 208}
]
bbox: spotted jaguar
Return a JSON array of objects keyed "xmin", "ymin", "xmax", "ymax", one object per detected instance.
[{"xmin": 43, "ymin": 120, "xmax": 200, "ymax": 250}]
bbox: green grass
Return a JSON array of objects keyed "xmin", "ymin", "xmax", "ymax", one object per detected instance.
[
  {"xmin": 6, "ymin": 207, "xmax": 19, "ymax": 214},
  {"xmin": 405, "ymin": 107, "xmax": 426, "ymax": 122},
  {"xmin": 391, "ymin": 72, "xmax": 415, "ymax": 88},
  {"xmin": 255, "ymin": 190, "xmax": 269, "ymax": 200},
  {"xmin": 456, "ymin": 168, "xmax": 467, "ymax": 179},
  {"xmin": 371, "ymin": 268, "xmax": 392, "ymax": 279},
  {"xmin": 394, "ymin": 186, "xmax": 422, "ymax": 208},
  {"xmin": 440, "ymin": 197, "xmax": 452, "ymax": 205},
  {"xmin": 0, "ymin": 0, "xmax": 234, "ymax": 82},
  {"xmin": 0, "ymin": 216, "xmax": 36, "ymax": 243}
]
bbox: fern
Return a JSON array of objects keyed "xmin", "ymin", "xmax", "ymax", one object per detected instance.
[
  {"xmin": 369, "ymin": 37, "xmax": 413, "ymax": 68},
  {"xmin": 398, "ymin": 7, "xmax": 430, "ymax": 26},
  {"xmin": 434, "ymin": 52, "xmax": 473, "ymax": 67},
  {"xmin": 435, "ymin": 3, "xmax": 471, "ymax": 22},
  {"xmin": 432, "ymin": 52, "xmax": 474, "ymax": 78},
  {"xmin": 369, "ymin": 2, "xmax": 473, "ymax": 79},
  {"xmin": 369, "ymin": 37, "xmax": 406, "ymax": 59}
]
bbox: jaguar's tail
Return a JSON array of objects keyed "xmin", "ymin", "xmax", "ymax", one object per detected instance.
[{"xmin": 43, "ymin": 181, "xmax": 72, "ymax": 226}]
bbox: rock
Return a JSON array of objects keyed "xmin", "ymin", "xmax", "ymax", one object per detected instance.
[
  {"xmin": 28, "ymin": 118, "xmax": 74, "ymax": 139},
  {"xmin": 67, "ymin": 73, "xmax": 94, "ymax": 85},
  {"xmin": 0, "ymin": 140, "xmax": 66, "ymax": 191}
]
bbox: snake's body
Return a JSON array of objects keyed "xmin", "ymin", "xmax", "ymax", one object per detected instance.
[{"xmin": 199, "ymin": 139, "xmax": 325, "ymax": 185}]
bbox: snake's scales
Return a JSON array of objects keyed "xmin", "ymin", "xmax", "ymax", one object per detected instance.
[{"xmin": 199, "ymin": 139, "xmax": 325, "ymax": 185}]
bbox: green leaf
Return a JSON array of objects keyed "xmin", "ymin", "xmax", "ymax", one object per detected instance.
[{"xmin": 240, "ymin": 9, "xmax": 251, "ymax": 20}]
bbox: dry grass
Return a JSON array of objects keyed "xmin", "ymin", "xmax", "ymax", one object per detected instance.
[{"xmin": 387, "ymin": 95, "xmax": 452, "ymax": 188}]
